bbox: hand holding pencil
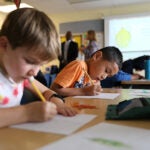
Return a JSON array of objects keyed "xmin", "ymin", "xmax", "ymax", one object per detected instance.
[
  {"xmin": 28, "ymin": 76, "xmax": 77, "ymax": 117},
  {"xmin": 22, "ymin": 76, "xmax": 58, "ymax": 122},
  {"xmin": 82, "ymin": 68, "xmax": 103, "ymax": 95}
]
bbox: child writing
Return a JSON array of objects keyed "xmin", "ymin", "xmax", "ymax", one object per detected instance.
[
  {"xmin": 0, "ymin": 8, "xmax": 76, "ymax": 128},
  {"xmin": 51, "ymin": 46, "xmax": 123, "ymax": 97}
]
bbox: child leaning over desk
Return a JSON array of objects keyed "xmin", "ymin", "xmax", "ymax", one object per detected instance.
[
  {"xmin": 0, "ymin": 8, "xmax": 77, "ymax": 128},
  {"xmin": 51, "ymin": 46, "xmax": 123, "ymax": 97}
]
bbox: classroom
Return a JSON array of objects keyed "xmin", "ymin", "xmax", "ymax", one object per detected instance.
[{"xmin": 0, "ymin": 0, "xmax": 150, "ymax": 149}]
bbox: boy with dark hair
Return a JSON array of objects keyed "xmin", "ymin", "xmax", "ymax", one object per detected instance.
[{"xmin": 51, "ymin": 46, "xmax": 123, "ymax": 97}]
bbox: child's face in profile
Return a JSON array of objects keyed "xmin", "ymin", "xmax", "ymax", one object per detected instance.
[
  {"xmin": 88, "ymin": 52, "xmax": 119, "ymax": 81},
  {"xmin": 2, "ymin": 42, "xmax": 48, "ymax": 82}
]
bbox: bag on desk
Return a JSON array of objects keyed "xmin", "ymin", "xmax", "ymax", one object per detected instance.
[{"xmin": 106, "ymin": 97, "xmax": 150, "ymax": 120}]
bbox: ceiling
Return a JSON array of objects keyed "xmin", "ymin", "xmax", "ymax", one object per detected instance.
[{"xmin": 0, "ymin": 0, "xmax": 150, "ymax": 15}]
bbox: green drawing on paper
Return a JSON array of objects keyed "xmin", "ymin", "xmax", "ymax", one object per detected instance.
[
  {"xmin": 115, "ymin": 28, "xmax": 131, "ymax": 48},
  {"xmin": 89, "ymin": 138, "xmax": 131, "ymax": 149}
]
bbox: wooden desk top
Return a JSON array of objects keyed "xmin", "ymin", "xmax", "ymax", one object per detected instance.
[
  {"xmin": 0, "ymin": 88, "xmax": 149, "ymax": 150},
  {"xmin": 121, "ymin": 79, "xmax": 150, "ymax": 85}
]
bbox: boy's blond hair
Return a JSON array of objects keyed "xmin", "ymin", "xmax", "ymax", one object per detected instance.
[{"xmin": 0, "ymin": 8, "xmax": 60, "ymax": 61}]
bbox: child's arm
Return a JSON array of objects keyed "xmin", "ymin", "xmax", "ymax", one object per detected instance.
[
  {"xmin": 51, "ymin": 82, "xmax": 103, "ymax": 97},
  {"xmin": 0, "ymin": 101, "xmax": 57, "ymax": 128},
  {"xmin": 26, "ymin": 79, "xmax": 77, "ymax": 117},
  {"xmin": 131, "ymin": 73, "xmax": 144, "ymax": 80}
]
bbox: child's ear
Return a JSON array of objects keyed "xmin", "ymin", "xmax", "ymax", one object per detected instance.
[
  {"xmin": 93, "ymin": 51, "xmax": 103, "ymax": 60},
  {"xmin": 0, "ymin": 36, "xmax": 8, "ymax": 48}
]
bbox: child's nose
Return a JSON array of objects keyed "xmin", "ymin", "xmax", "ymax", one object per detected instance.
[{"xmin": 28, "ymin": 66, "xmax": 40, "ymax": 77}]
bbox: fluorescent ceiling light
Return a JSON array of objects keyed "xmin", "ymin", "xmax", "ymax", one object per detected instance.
[
  {"xmin": 0, "ymin": 3, "xmax": 33, "ymax": 13},
  {"xmin": 68, "ymin": 0, "xmax": 102, "ymax": 4}
]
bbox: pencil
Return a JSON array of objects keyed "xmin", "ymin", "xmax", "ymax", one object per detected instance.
[
  {"xmin": 29, "ymin": 76, "xmax": 46, "ymax": 102},
  {"xmin": 82, "ymin": 68, "xmax": 94, "ymax": 85}
]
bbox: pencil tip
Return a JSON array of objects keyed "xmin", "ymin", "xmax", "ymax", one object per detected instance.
[{"xmin": 28, "ymin": 76, "xmax": 34, "ymax": 82}]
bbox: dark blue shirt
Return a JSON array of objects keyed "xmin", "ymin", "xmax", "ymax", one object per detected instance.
[{"xmin": 101, "ymin": 70, "xmax": 131, "ymax": 88}]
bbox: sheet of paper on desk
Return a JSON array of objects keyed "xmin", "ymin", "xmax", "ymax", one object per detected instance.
[
  {"xmin": 39, "ymin": 123, "xmax": 150, "ymax": 150},
  {"xmin": 11, "ymin": 114, "xmax": 96, "ymax": 135},
  {"xmin": 73, "ymin": 93, "xmax": 120, "ymax": 99},
  {"xmin": 129, "ymin": 89, "xmax": 150, "ymax": 98}
]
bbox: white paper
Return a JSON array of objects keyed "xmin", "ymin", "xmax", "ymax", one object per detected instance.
[
  {"xmin": 73, "ymin": 93, "xmax": 120, "ymax": 99},
  {"xmin": 129, "ymin": 89, "xmax": 150, "ymax": 98},
  {"xmin": 11, "ymin": 114, "xmax": 96, "ymax": 135},
  {"xmin": 39, "ymin": 123, "xmax": 150, "ymax": 150}
]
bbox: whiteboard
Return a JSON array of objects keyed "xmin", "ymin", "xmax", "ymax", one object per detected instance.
[{"xmin": 105, "ymin": 13, "xmax": 150, "ymax": 60}]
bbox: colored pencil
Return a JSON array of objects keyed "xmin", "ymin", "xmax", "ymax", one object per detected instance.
[
  {"xmin": 82, "ymin": 68, "xmax": 94, "ymax": 85},
  {"xmin": 29, "ymin": 76, "xmax": 46, "ymax": 102}
]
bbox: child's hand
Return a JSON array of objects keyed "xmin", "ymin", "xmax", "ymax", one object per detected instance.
[
  {"xmin": 132, "ymin": 73, "xmax": 144, "ymax": 80},
  {"xmin": 83, "ymin": 84, "xmax": 103, "ymax": 95},
  {"xmin": 57, "ymin": 104, "xmax": 77, "ymax": 116},
  {"xmin": 25, "ymin": 101, "xmax": 57, "ymax": 122},
  {"xmin": 94, "ymin": 80, "xmax": 102, "ymax": 86},
  {"xmin": 50, "ymin": 97, "xmax": 77, "ymax": 116}
]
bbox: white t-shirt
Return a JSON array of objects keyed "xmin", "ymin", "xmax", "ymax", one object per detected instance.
[{"xmin": 0, "ymin": 72, "xmax": 24, "ymax": 108}]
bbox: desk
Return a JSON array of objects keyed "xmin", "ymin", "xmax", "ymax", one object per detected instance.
[
  {"xmin": 121, "ymin": 79, "xmax": 150, "ymax": 89},
  {"xmin": 0, "ymin": 89, "xmax": 149, "ymax": 150}
]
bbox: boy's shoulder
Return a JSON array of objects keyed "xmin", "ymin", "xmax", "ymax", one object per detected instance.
[
  {"xmin": 68, "ymin": 59, "xmax": 84, "ymax": 64},
  {"xmin": 70, "ymin": 60, "xmax": 86, "ymax": 66},
  {"xmin": 65, "ymin": 60, "xmax": 87, "ymax": 70}
]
